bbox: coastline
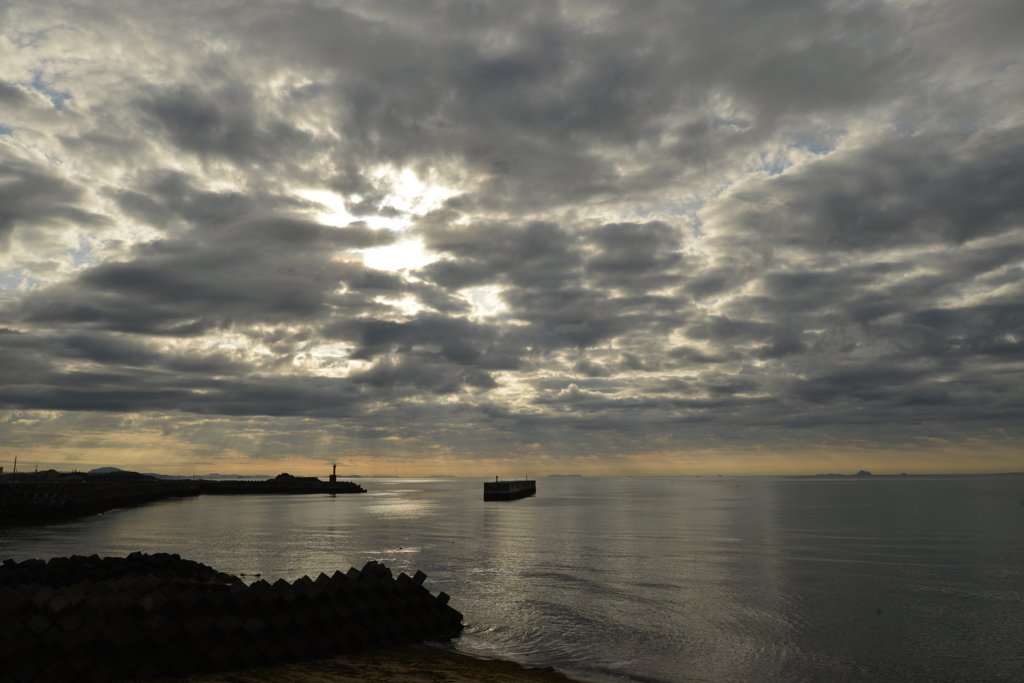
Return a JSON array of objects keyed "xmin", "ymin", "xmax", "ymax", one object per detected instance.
[{"xmin": 128, "ymin": 644, "xmax": 591, "ymax": 683}]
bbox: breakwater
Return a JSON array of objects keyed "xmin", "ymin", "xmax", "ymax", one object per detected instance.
[
  {"xmin": 0, "ymin": 481, "xmax": 201, "ymax": 524},
  {"xmin": 0, "ymin": 476, "xmax": 365, "ymax": 525},
  {"xmin": 0, "ymin": 553, "xmax": 463, "ymax": 683},
  {"xmin": 484, "ymin": 479, "xmax": 536, "ymax": 501},
  {"xmin": 196, "ymin": 479, "xmax": 365, "ymax": 495},
  {"xmin": 0, "ymin": 552, "xmax": 238, "ymax": 589}
]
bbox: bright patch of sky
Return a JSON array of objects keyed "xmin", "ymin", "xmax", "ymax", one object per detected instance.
[
  {"xmin": 302, "ymin": 342, "xmax": 367, "ymax": 377},
  {"xmin": 462, "ymin": 285, "xmax": 508, "ymax": 317},
  {"xmin": 298, "ymin": 168, "xmax": 460, "ymax": 273},
  {"xmin": 295, "ymin": 189, "xmax": 354, "ymax": 227},
  {"xmin": 374, "ymin": 167, "xmax": 461, "ymax": 214},
  {"xmin": 30, "ymin": 73, "xmax": 71, "ymax": 110},
  {"xmin": 362, "ymin": 238, "xmax": 436, "ymax": 272},
  {"xmin": 376, "ymin": 293, "xmax": 422, "ymax": 316},
  {"xmin": 0, "ymin": 268, "xmax": 26, "ymax": 290},
  {"xmin": 297, "ymin": 188, "xmax": 434, "ymax": 271}
]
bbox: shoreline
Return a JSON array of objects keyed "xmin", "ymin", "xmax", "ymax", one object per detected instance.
[{"xmin": 129, "ymin": 643, "xmax": 592, "ymax": 683}]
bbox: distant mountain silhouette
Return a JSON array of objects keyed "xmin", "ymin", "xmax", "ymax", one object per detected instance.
[{"xmin": 88, "ymin": 467, "xmax": 271, "ymax": 480}]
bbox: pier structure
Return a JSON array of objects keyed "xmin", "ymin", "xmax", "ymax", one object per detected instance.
[
  {"xmin": 483, "ymin": 477, "xmax": 536, "ymax": 501},
  {"xmin": 1, "ymin": 467, "xmax": 364, "ymax": 523}
]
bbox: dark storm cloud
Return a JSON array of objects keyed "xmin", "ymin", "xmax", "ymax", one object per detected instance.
[
  {"xmin": 237, "ymin": 1, "xmax": 921, "ymax": 211},
  {"xmin": 326, "ymin": 312, "xmax": 523, "ymax": 370},
  {"xmin": 419, "ymin": 220, "xmax": 582, "ymax": 289},
  {"xmin": 586, "ymin": 222, "xmax": 683, "ymax": 274},
  {"xmin": 707, "ymin": 129, "xmax": 1024, "ymax": 251},
  {"xmin": 20, "ymin": 215, "xmax": 398, "ymax": 334},
  {"xmin": 894, "ymin": 303, "xmax": 1024, "ymax": 361},
  {"xmin": 137, "ymin": 85, "xmax": 317, "ymax": 165},
  {"xmin": 108, "ymin": 171, "xmax": 275, "ymax": 232},
  {"xmin": 417, "ymin": 218, "xmax": 693, "ymax": 351},
  {"xmin": 349, "ymin": 356, "xmax": 497, "ymax": 396},
  {"xmin": 1, "ymin": 0, "xmax": 1023, "ymax": 462},
  {"xmin": 0, "ymin": 155, "xmax": 106, "ymax": 249},
  {"xmin": 0, "ymin": 359, "xmax": 364, "ymax": 418}
]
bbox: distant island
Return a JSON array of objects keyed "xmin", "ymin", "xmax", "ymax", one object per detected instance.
[
  {"xmin": 814, "ymin": 470, "xmax": 874, "ymax": 477},
  {"xmin": 547, "ymin": 474, "xmax": 582, "ymax": 477}
]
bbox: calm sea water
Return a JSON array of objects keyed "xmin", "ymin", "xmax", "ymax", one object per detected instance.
[{"xmin": 2, "ymin": 475, "xmax": 1023, "ymax": 683}]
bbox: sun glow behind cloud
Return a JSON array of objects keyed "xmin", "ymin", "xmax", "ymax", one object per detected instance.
[
  {"xmin": 362, "ymin": 239, "xmax": 436, "ymax": 272},
  {"xmin": 462, "ymin": 285, "xmax": 508, "ymax": 317},
  {"xmin": 296, "ymin": 189, "xmax": 355, "ymax": 227},
  {"xmin": 297, "ymin": 168, "xmax": 460, "ymax": 273}
]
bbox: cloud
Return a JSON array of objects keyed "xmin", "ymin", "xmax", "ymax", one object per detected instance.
[
  {"xmin": 137, "ymin": 85, "xmax": 318, "ymax": 166},
  {"xmin": 20, "ymin": 215, "xmax": 397, "ymax": 333},
  {"xmin": 0, "ymin": 154, "xmax": 107, "ymax": 251},
  {"xmin": 704, "ymin": 129, "xmax": 1024, "ymax": 251},
  {"xmin": 0, "ymin": 82, "xmax": 34, "ymax": 108},
  {"xmin": 0, "ymin": 0, "xmax": 1022, "ymax": 472}
]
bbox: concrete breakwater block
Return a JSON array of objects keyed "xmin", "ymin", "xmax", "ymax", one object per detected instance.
[
  {"xmin": 0, "ymin": 482, "xmax": 202, "ymax": 523},
  {"xmin": 0, "ymin": 553, "xmax": 237, "ymax": 590},
  {"xmin": 0, "ymin": 555, "xmax": 463, "ymax": 683}
]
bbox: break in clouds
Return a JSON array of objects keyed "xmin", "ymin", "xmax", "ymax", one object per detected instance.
[{"xmin": 1, "ymin": 0, "xmax": 1022, "ymax": 470}]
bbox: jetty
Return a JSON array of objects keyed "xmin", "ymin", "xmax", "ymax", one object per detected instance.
[
  {"xmin": 484, "ymin": 477, "xmax": 536, "ymax": 501},
  {"xmin": 1, "ymin": 468, "xmax": 364, "ymax": 524},
  {"xmin": 197, "ymin": 472, "xmax": 365, "ymax": 495}
]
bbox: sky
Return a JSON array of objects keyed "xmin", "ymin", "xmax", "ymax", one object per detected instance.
[{"xmin": 1, "ymin": 0, "xmax": 1022, "ymax": 477}]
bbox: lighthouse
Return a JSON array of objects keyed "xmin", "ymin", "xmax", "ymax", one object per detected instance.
[{"xmin": 329, "ymin": 463, "xmax": 337, "ymax": 483}]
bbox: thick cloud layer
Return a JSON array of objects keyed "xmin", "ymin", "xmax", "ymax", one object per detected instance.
[{"xmin": 1, "ymin": 0, "xmax": 1022, "ymax": 472}]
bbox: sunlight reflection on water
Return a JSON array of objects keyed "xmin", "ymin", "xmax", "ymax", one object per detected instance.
[{"xmin": 2, "ymin": 475, "xmax": 1023, "ymax": 683}]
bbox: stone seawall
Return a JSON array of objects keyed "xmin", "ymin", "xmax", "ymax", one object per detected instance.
[
  {"xmin": 0, "ymin": 482, "xmax": 201, "ymax": 524},
  {"xmin": 0, "ymin": 478, "xmax": 367, "ymax": 525},
  {"xmin": 0, "ymin": 556, "xmax": 463, "ymax": 683}
]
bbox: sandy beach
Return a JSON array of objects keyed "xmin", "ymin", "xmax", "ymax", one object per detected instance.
[{"xmin": 131, "ymin": 644, "xmax": 589, "ymax": 683}]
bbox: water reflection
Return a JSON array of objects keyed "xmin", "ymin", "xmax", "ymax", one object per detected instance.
[
  {"xmin": 2, "ymin": 476, "xmax": 1022, "ymax": 683},
  {"xmin": 363, "ymin": 486, "xmax": 438, "ymax": 520}
]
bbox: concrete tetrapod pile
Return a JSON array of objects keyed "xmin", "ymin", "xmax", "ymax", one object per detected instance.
[
  {"xmin": 0, "ymin": 554, "xmax": 239, "ymax": 590},
  {"xmin": 0, "ymin": 557, "xmax": 463, "ymax": 683},
  {"xmin": 0, "ymin": 483, "xmax": 201, "ymax": 523}
]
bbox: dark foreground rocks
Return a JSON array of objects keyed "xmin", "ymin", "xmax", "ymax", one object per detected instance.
[
  {"xmin": 0, "ymin": 552, "xmax": 237, "ymax": 589},
  {"xmin": 0, "ymin": 554, "xmax": 463, "ymax": 683}
]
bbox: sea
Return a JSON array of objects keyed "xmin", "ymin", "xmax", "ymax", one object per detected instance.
[{"xmin": 2, "ymin": 474, "xmax": 1022, "ymax": 683}]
